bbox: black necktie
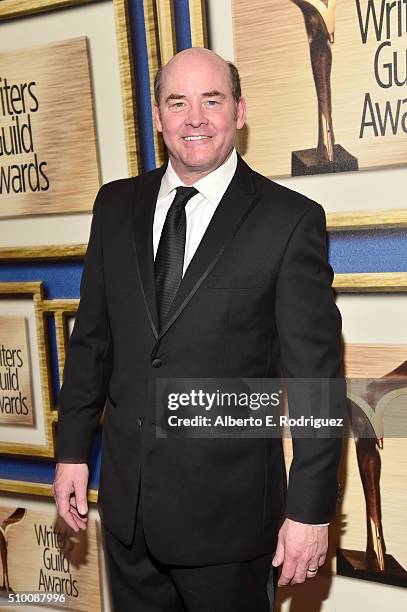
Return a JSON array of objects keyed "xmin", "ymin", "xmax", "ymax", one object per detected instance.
[{"xmin": 155, "ymin": 186, "xmax": 198, "ymax": 328}]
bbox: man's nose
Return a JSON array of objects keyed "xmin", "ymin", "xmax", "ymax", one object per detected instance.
[{"xmin": 185, "ymin": 104, "xmax": 208, "ymax": 127}]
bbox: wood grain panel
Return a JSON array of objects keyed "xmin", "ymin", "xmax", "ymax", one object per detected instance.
[
  {"xmin": 0, "ymin": 38, "xmax": 99, "ymax": 216},
  {"xmin": 333, "ymin": 272, "xmax": 407, "ymax": 292},
  {"xmin": 156, "ymin": 0, "xmax": 176, "ymax": 66},
  {"xmin": 0, "ymin": 479, "xmax": 98, "ymax": 502},
  {"xmin": 189, "ymin": 0, "xmax": 207, "ymax": 48},
  {"xmin": 0, "ymin": 0, "xmax": 94, "ymax": 20},
  {"xmin": 114, "ymin": 0, "xmax": 140, "ymax": 177},
  {"xmin": 145, "ymin": 0, "xmax": 166, "ymax": 167},
  {"xmin": 0, "ymin": 244, "xmax": 86, "ymax": 260},
  {"xmin": 327, "ymin": 208, "xmax": 407, "ymax": 230}
]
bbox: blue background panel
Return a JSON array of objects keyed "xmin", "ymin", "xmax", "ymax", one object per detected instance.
[
  {"xmin": 0, "ymin": 429, "xmax": 101, "ymax": 490},
  {"xmin": 329, "ymin": 229, "xmax": 407, "ymax": 273}
]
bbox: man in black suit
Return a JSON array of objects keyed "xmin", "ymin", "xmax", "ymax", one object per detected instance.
[{"xmin": 53, "ymin": 48, "xmax": 344, "ymax": 611}]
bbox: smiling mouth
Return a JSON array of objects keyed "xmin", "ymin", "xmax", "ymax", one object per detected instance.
[{"xmin": 182, "ymin": 136, "xmax": 211, "ymax": 141}]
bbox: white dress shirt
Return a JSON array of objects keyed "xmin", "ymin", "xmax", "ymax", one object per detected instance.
[
  {"xmin": 153, "ymin": 148, "xmax": 237, "ymax": 275},
  {"xmin": 153, "ymin": 148, "xmax": 328, "ymax": 527}
]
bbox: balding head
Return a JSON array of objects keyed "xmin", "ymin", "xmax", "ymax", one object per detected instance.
[
  {"xmin": 152, "ymin": 46, "xmax": 246, "ymax": 184},
  {"xmin": 154, "ymin": 48, "xmax": 241, "ymax": 107}
]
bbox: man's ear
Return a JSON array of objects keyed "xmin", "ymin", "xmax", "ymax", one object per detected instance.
[
  {"xmin": 236, "ymin": 97, "xmax": 246, "ymax": 130},
  {"xmin": 153, "ymin": 103, "xmax": 163, "ymax": 133}
]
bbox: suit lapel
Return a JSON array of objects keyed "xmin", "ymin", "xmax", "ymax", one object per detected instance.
[
  {"xmin": 158, "ymin": 155, "xmax": 260, "ymax": 339},
  {"xmin": 131, "ymin": 164, "xmax": 167, "ymax": 340}
]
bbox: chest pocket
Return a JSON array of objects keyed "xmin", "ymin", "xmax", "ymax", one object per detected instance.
[{"xmin": 207, "ymin": 273, "xmax": 266, "ymax": 289}]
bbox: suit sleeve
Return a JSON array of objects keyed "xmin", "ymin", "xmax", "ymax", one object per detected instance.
[
  {"xmin": 56, "ymin": 185, "xmax": 113, "ymax": 462},
  {"xmin": 275, "ymin": 202, "xmax": 345, "ymax": 524}
]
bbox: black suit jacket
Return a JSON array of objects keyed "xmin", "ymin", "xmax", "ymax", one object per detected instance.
[{"xmin": 57, "ymin": 155, "xmax": 345, "ymax": 565}]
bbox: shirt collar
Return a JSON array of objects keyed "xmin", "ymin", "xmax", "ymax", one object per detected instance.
[{"xmin": 158, "ymin": 148, "xmax": 238, "ymax": 206}]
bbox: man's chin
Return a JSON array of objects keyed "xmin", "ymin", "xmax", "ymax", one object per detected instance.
[{"xmin": 175, "ymin": 155, "xmax": 218, "ymax": 175}]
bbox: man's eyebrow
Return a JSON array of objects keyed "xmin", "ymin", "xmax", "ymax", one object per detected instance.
[
  {"xmin": 164, "ymin": 91, "xmax": 226, "ymax": 103},
  {"xmin": 165, "ymin": 93, "xmax": 186, "ymax": 103},
  {"xmin": 202, "ymin": 90, "xmax": 226, "ymax": 98}
]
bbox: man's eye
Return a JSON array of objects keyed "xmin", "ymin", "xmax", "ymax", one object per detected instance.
[
  {"xmin": 171, "ymin": 102, "xmax": 185, "ymax": 109},
  {"xmin": 205, "ymin": 100, "xmax": 219, "ymax": 106}
]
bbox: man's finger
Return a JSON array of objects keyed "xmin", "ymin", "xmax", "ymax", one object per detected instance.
[
  {"xmin": 59, "ymin": 501, "xmax": 86, "ymax": 531},
  {"xmin": 278, "ymin": 558, "xmax": 297, "ymax": 586},
  {"xmin": 272, "ymin": 537, "xmax": 285, "ymax": 567},
  {"xmin": 292, "ymin": 568, "xmax": 308, "ymax": 584},
  {"xmin": 69, "ymin": 510, "xmax": 87, "ymax": 530},
  {"xmin": 69, "ymin": 495, "xmax": 87, "ymax": 517},
  {"xmin": 58, "ymin": 505, "xmax": 80, "ymax": 532},
  {"xmin": 55, "ymin": 490, "xmax": 72, "ymax": 518},
  {"xmin": 70, "ymin": 505, "xmax": 88, "ymax": 524},
  {"xmin": 305, "ymin": 560, "xmax": 320, "ymax": 580},
  {"xmin": 69, "ymin": 496, "xmax": 88, "ymax": 529},
  {"xmin": 74, "ymin": 486, "xmax": 88, "ymax": 516},
  {"xmin": 70, "ymin": 514, "xmax": 84, "ymax": 531}
]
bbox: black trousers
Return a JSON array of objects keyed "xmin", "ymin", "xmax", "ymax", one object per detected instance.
[{"xmin": 102, "ymin": 502, "xmax": 275, "ymax": 612}]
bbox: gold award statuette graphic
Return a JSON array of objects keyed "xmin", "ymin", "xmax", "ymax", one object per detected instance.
[
  {"xmin": 338, "ymin": 358, "xmax": 407, "ymax": 587},
  {"xmin": 290, "ymin": 0, "xmax": 359, "ymax": 175},
  {"xmin": 0, "ymin": 37, "xmax": 99, "ymax": 218},
  {"xmin": 0, "ymin": 508, "xmax": 26, "ymax": 594},
  {"xmin": 0, "ymin": 316, "xmax": 34, "ymax": 426},
  {"xmin": 0, "ymin": 506, "xmax": 102, "ymax": 610}
]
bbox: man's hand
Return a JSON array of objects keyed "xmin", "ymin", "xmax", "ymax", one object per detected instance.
[
  {"xmin": 52, "ymin": 463, "xmax": 89, "ymax": 532},
  {"xmin": 272, "ymin": 518, "xmax": 328, "ymax": 586}
]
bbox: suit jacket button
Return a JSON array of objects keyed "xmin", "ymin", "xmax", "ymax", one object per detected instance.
[
  {"xmin": 152, "ymin": 358, "xmax": 162, "ymax": 368},
  {"xmin": 137, "ymin": 417, "xmax": 143, "ymax": 427}
]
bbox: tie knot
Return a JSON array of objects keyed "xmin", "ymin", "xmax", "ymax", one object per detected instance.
[{"xmin": 171, "ymin": 186, "xmax": 199, "ymax": 210}]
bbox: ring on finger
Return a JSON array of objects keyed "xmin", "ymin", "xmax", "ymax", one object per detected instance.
[{"xmin": 307, "ymin": 567, "xmax": 318, "ymax": 573}]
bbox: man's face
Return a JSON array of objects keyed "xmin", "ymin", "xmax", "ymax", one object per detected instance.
[{"xmin": 153, "ymin": 51, "xmax": 246, "ymax": 182}]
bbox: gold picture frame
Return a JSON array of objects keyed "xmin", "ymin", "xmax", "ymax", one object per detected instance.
[
  {"xmin": 0, "ymin": 284, "xmax": 79, "ymax": 450},
  {"xmin": 0, "ymin": 282, "xmax": 54, "ymax": 458},
  {"xmin": 0, "ymin": 279, "xmax": 98, "ymax": 500}
]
